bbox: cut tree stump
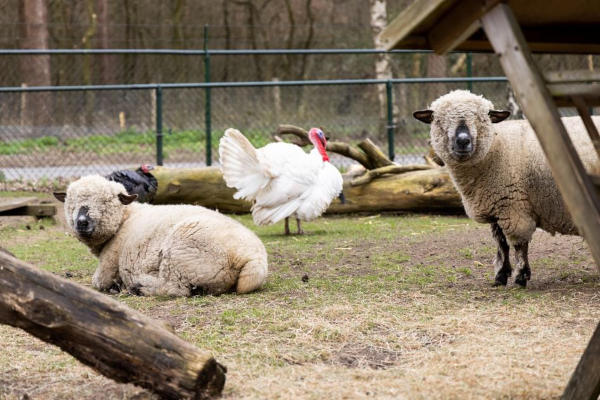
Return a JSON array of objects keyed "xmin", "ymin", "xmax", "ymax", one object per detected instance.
[
  {"xmin": 0, "ymin": 251, "xmax": 226, "ymax": 400},
  {"xmin": 151, "ymin": 166, "xmax": 464, "ymax": 214}
]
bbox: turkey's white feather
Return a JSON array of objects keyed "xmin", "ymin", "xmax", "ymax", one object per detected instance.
[{"xmin": 219, "ymin": 128, "xmax": 343, "ymax": 226}]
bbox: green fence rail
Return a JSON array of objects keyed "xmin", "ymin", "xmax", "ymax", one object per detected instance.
[{"xmin": 0, "ymin": 76, "xmax": 507, "ymax": 166}]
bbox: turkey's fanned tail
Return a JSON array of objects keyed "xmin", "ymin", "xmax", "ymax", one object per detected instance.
[
  {"xmin": 219, "ymin": 128, "xmax": 271, "ymax": 201},
  {"xmin": 252, "ymin": 198, "xmax": 302, "ymax": 226}
]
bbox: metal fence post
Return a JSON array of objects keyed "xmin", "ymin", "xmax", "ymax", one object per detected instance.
[
  {"xmin": 386, "ymin": 80, "xmax": 395, "ymax": 161},
  {"xmin": 204, "ymin": 25, "xmax": 212, "ymax": 166},
  {"xmin": 155, "ymin": 86, "xmax": 163, "ymax": 166}
]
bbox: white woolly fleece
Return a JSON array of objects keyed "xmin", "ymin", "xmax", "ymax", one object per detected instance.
[
  {"xmin": 427, "ymin": 90, "xmax": 600, "ymax": 244},
  {"xmin": 64, "ymin": 175, "xmax": 268, "ymax": 296}
]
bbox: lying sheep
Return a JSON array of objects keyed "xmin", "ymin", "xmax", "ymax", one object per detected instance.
[
  {"xmin": 54, "ymin": 175, "xmax": 268, "ymax": 296},
  {"xmin": 414, "ymin": 90, "xmax": 600, "ymax": 287}
]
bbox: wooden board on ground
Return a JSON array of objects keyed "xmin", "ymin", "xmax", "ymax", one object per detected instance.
[{"xmin": 0, "ymin": 197, "xmax": 56, "ymax": 217}]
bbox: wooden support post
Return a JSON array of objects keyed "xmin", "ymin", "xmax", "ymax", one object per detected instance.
[
  {"xmin": 571, "ymin": 95, "xmax": 600, "ymax": 160},
  {"xmin": 481, "ymin": 3, "xmax": 600, "ymax": 272},
  {"xmin": 561, "ymin": 321, "xmax": 600, "ymax": 400},
  {"xmin": 0, "ymin": 251, "xmax": 226, "ymax": 399}
]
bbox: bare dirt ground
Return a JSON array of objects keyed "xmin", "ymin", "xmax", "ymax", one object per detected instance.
[{"xmin": 0, "ymin": 194, "xmax": 599, "ymax": 399}]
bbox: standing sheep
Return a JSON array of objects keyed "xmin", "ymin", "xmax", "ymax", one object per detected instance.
[
  {"xmin": 414, "ymin": 90, "xmax": 600, "ymax": 287},
  {"xmin": 54, "ymin": 175, "xmax": 268, "ymax": 296}
]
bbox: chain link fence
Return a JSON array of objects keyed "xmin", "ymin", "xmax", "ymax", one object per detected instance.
[{"xmin": 0, "ymin": 50, "xmax": 596, "ymax": 182}]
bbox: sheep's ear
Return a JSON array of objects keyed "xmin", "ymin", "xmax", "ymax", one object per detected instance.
[
  {"xmin": 413, "ymin": 110, "xmax": 434, "ymax": 124},
  {"xmin": 489, "ymin": 110, "xmax": 510, "ymax": 123},
  {"xmin": 53, "ymin": 192, "xmax": 67, "ymax": 202},
  {"xmin": 118, "ymin": 193, "xmax": 138, "ymax": 205}
]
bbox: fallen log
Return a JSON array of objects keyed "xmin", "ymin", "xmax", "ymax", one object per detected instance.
[
  {"xmin": 151, "ymin": 166, "xmax": 464, "ymax": 214},
  {"xmin": 0, "ymin": 251, "xmax": 226, "ymax": 400}
]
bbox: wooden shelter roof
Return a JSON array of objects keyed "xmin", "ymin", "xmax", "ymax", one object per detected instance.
[{"xmin": 379, "ymin": 0, "xmax": 600, "ymax": 54}]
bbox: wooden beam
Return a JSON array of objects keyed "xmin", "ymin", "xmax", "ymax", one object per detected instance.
[
  {"xmin": 561, "ymin": 321, "xmax": 600, "ymax": 400},
  {"xmin": 0, "ymin": 204, "xmax": 57, "ymax": 217},
  {"xmin": 427, "ymin": 0, "xmax": 500, "ymax": 54},
  {"xmin": 481, "ymin": 4, "xmax": 600, "ymax": 274},
  {"xmin": 545, "ymin": 70, "xmax": 600, "ymax": 84},
  {"xmin": 548, "ymin": 83, "xmax": 600, "ymax": 107},
  {"xmin": 571, "ymin": 96, "xmax": 600, "ymax": 160},
  {"xmin": 0, "ymin": 251, "xmax": 226, "ymax": 399},
  {"xmin": 378, "ymin": 0, "xmax": 451, "ymax": 50},
  {"xmin": 0, "ymin": 197, "xmax": 37, "ymax": 213}
]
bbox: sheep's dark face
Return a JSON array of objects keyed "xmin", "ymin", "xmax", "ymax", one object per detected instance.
[
  {"xmin": 74, "ymin": 205, "xmax": 95, "ymax": 238},
  {"xmin": 413, "ymin": 92, "xmax": 510, "ymax": 167}
]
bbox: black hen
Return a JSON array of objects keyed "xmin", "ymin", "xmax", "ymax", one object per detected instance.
[{"xmin": 106, "ymin": 164, "xmax": 158, "ymax": 203}]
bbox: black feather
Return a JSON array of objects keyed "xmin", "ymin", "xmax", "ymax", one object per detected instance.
[{"xmin": 105, "ymin": 166, "xmax": 158, "ymax": 203}]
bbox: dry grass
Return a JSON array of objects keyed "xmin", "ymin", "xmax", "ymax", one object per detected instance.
[{"xmin": 1, "ymin": 194, "xmax": 599, "ymax": 400}]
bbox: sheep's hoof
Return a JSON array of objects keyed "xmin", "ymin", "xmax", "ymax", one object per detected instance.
[
  {"xmin": 493, "ymin": 273, "xmax": 509, "ymax": 287},
  {"xmin": 108, "ymin": 283, "xmax": 121, "ymax": 294},
  {"xmin": 514, "ymin": 274, "xmax": 528, "ymax": 287},
  {"xmin": 128, "ymin": 283, "xmax": 144, "ymax": 296}
]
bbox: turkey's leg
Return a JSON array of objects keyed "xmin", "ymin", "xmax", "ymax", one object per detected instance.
[
  {"xmin": 296, "ymin": 218, "xmax": 304, "ymax": 235},
  {"xmin": 284, "ymin": 217, "xmax": 290, "ymax": 235}
]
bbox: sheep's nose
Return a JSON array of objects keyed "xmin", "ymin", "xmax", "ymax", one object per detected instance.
[
  {"xmin": 76, "ymin": 215, "xmax": 89, "ymax": 229},
  {"xmin": 455, "ymin": 132, "xmax": 472, "ymax": 150}
]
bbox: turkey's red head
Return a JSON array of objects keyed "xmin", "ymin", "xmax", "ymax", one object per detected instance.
[
  {"xmin": 308, "ymin": 127, "xmax": 329, "ymax": 162},
  {"xmin": 140, "ymin": 164, "xmax": 154, "ymax": 174}
]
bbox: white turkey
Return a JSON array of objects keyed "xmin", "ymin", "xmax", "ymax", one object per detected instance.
[{"xmin": 219, "ymin": 127, "xmax": 343, "ymax": 235}]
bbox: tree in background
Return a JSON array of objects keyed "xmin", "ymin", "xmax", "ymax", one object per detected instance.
[
  {"xmin": 19, "ymin": 0, "xmax": 51, "ymax": 127},
  {"xmin": 369, "ymin": 0, "xmax": 399, "ymax": 135}
]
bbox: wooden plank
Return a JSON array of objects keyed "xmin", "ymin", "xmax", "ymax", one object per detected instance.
[
  {"xmin": 545, "ymin": 70, "xmax": 600, "ymax": 84},
  {"xmin": 427, "ymin": 0, "xmax": 500, "ymax": 54},
  {"xmin": 0, "ymin": 197, "xmax": 37, "ymax": 213},
  {"xmin": 0, "ymin": 250, "xmax": 226, "ymax": 399},
  {"xmin": 378, "ymin": 0, "xmax": 451, "ymax": 50},
  {"xmin": 0, "ymin": 204, "xmax": 57, "ymax": 217},
  {"xmin": 561, "ymin": 321, "xmax": 600, "ymax": 400},
  {"xmin": 481, "ymin": 4, "xmax": 600, "ymax": 275},
  {"xmin": 571, "ymin": 96, "xmax": 600, "ymax": 160},
  {"xmin": 549, "ymin": 83, "xmax": 600, "ymax": 107}
]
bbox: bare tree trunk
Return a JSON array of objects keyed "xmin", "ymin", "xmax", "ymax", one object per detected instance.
[
  {"xmin": 296, "ymin": 0, "xmax": 315, "ymax": 118},
  {"xmin": 369, "ymin": 0, "xmax": 399, "ymax": 137},
  {"xmin": 150, "ymin": 166, "xmax": 463, "ymax": 214},
  {"xmin": 171, "ymin": 0, "xmax": 185, "ymax": 82},
  {"xmin": 222, "ymin": 0, "xmax": 232, "ymax": 81},
  {"xmin": 82, "ymin": 0, "xmax": 97, "ymax": 126},
  {"xmin": 19, "ymin": 0, "xmax": 51, "ymax": 128},
  {"xmin": 96, "ymin": 0, "xmax": 115, "ymax": 84}
]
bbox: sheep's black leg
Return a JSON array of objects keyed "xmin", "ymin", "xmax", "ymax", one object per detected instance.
[
  {"xmin": 284, "ymin": 217, "xmax": 290, "ymax": 235},
  {"xmin": 296, "ymin": 218, "xmax": 304, "ymax": 235},
  {"xmin": 513, "ymin": 242, "xmax": 531, "ymax": 287},
  {"xmin": 491, "ymin": 223, "xmax": 512, "ymax": 286}
]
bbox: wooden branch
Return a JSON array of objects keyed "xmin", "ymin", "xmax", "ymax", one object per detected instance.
[
  {"xmin": 276, "ymin": 124, "xmax": 375, "ymax": 169},
  {"xmin": 274, "ymin": 124, "xmax": 312, "ymax": 146},
  {"xmin": 326, "ymin": 141, "xmax": 372, "ymax": 169},
  {"xmin": 357, "ymin": 139, "xmax": 394, "ymax": 168},
  {"xmin": 0, "ymin": 251, "xmax": 226, "ymax": 399},
  {"xmin": 425, "ymin": 146, "xmax": 445, "ymax": 167},
  {"xmin": 351, "ymin": 164, "xmax": 433, "ymax": 186}
]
